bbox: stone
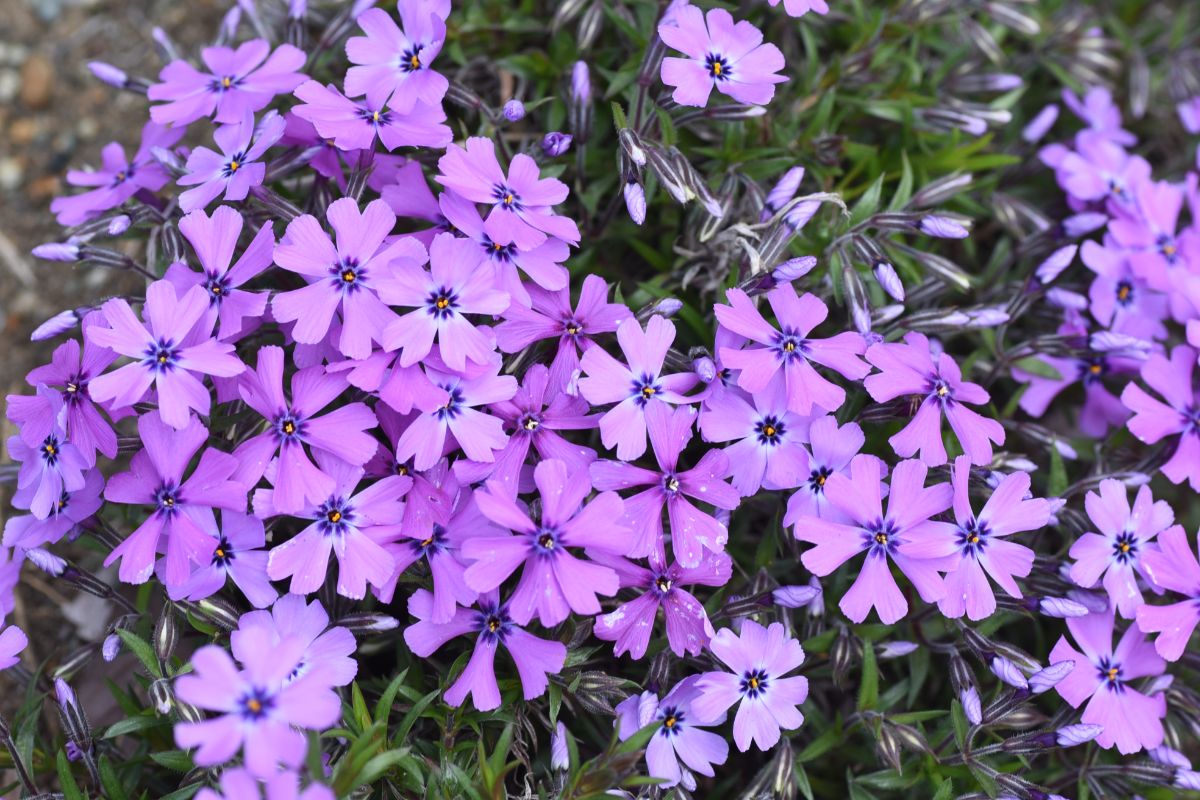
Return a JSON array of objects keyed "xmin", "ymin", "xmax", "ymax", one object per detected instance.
[{"xmin": 19, "ymin": 53, "xmax": 54, "ymax": 109}]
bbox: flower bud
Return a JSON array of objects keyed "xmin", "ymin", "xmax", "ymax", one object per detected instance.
[
  {"xmin": 87, "ymin": 61, "xmax": 128, "ymax": 88},
  {"xmin": 692, "ymin": 356, "xmax": 717, "ymax": 383},
  {"xmin": 541, "ymin": 132, "xmax": 572, "ymax": 157},
  {"xmin": 1055, "ymin": 723, "xmax": 1103, "ymax": 747},
  {"xmin": 570, "ymin": 61, "xmax": 591, "ymax": 104},
  {"xmin": 772, "ymin": 585, "xmax": 819, "ymax": 608},
  {"xmin": 1177, "ymin": 771, "xmax": 1200, "ymax": 791},
  {"xmin": 761, "ymin": 166, "xmax": 804, "ymax": 221},
  {"xmin": 551, "ymin": 721, "xmax": 569, "ymax": 770},
  {"xmin": 618, "ymin": 128, "xmax": 647, "ymax": 167},
  {"xmin": 1149, "ymin": 746, "xmax": 1192, "ymax": 769},
  {"xmin": 878, "ymin": 641, "xmax": 918, "ymax": 659},
  {"xmin": 502, "ymin": 99, "xmax": 525, "ymax": 122},
  {"xmin": 150, "ymin": 679, "xmax": 174, "ymax": 715},
  {"xmin": 961, "ymin": 686, "xmax": 982, "ymax": 725},
  {"xmin": 1037, "ymin": 596, "xmax": 1089, "ymax": 618},
  {"xmin": 872, "ymin": 261, "xmax": 905, "ymax": 302},
  {"xmin": 1022, "ymin": 104, "xmax": 1059, "ymax": 142},
  {"xmin": 990, "ymin": 656, "xmax": 1028, "ymax": 689},
  {"xmin": 1034, "ymin": 244, "xmax": 1077, "ymax": 284},
  {"xmin": 26, "ymin": 547, "xmax": 66, "ymax": 575},
  {"xmin": 653, "ymin": 298, "xmax": 683, "ymax": 318},
  {"xmin": 334, "ymin": 613, "xmax": 399, "ymax": 634},
  {"xmin": 1028, "ymin": 661, "xmax": 1073, "ymax": 694},
  {"xmin": 154, "ymin": 609, "xmax": 178, "ymax": 664},
  {"xmin": 623, "ymin": 179, "xmax": 646, "ymax": 225},
  {"xmin": 107, "ymin": 215, "xmax": 132, "ymax": 236},
  {"xmin": 102, "ymin": 634, "xmax": 121, "ymax": 662},
  {"xmin": 771, "ymin": 256, "xmax": 817, "ymax": 283},
  {"xmin": 916, "ymin": 215, "xmax": 970, "ymax": 239},
  {"xmin": 1061, "ymin": 212, "xmax": 1108, "ymax": 238},
  {"xmin": 32, "ymin": 243, "xmax": 82, "ymax": 262}
]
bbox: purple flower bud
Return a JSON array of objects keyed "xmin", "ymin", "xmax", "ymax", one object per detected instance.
[
  {"xmin": 784, "ymin": 200, "xmax": 821, "ymax": 232},
  {"xmin": 692, "ymin": 356, "xmax": 717, "ymax": 383},
  {"xmin": 1089, "ymin": 331, "xmax": 1152, "ymax": 358},
  {"xmin": 1143, "ymin": 673, "xmax": 1174, "ymax": 695},
  {"xmin": 804, "ymin": 575, "xmax": 824, "ymax": 616},
  {"xmin": 55, "ymin": 678, "xmax": 78, "ymax": 710},
  {"xmin": 32, "ymin": 309, "xmax": 82, "ymax": 341},
  {"xmin": 551, "ymin": 721, "xmax": 569, "ymax": 770},
  {"xmin": 503, "ymin": 99, "xmax": 526, "ymax": 122},
  {"xmin": 571, "ymin": 61, "xmax": 591, "ymax": 104},
  {"xmin": 624, "ymin": 180, "xmax": 646, "ymax": 225},
  {"xmin": 151, "ymin": 145, "xmax": 184, "ymax": 172},
  {"xmin": 1061, "ymin": 212, "xmax": 1108, "ymax": 238},
  {"xmin": 761, "ymin": 166, "xmax": 805, "ymax": 221},
  {"xmin": 351, "ymin": 0, "xmax": 377, "ymax": 15},
  {"xmin": 102, "ymin": 634, "xmax": 121, "ymax": 662},
  {"xmin": 1034, "ymin": 244, "xmax": 1077, "ymax": 284},
  {"xmin": 654, "ymin": 298, "xmax": 683, "ymax": 317},
  {"xmin": 1066, "ymin": 588, "xmax": 1109, "ymax": 613},
  {"xmin": 878, "ymin": 641, "xmax": 919, "ymax": 659},
  {"xmin": 1177, "ymin": 771, "xmax": 1200, "ymax": 792},
  {"xmin": 1149, "ymin": 746, "xmax": 1192, "ymax": 769},
  {"xmin": 107, "ymin": 215, "xmax": 132, "ymax": 236},
  {"xmin": 87, "ymin": 61, "xmax": 128, "ymax": 88},
  {"xmin": 964, "ymin": 307, "xmax": 1010, "ymax": 327},
  {"xmin": 32, "ymin": 242, "xmax": 81, "ymax": 262},
  {"xmin": 872, "ymin": 261, "xmax": 905, "ymax": 302},
  {"xmin": 65, "ymin": 741, "xmax": 82, "ymax": 761},
  {"xmin": 990, "ymin": 656, "xmax": 1028, "ymax": 689},
  {"xmin": 1029, "ymin": 660, "xmax": 1074, "ymax": 694},
  {"xmin": 541, "ymin": 132, "xmax": 573, "ymax": 157},
  {"xmin": 1045, "ymin": 287, "xmax": 1088, "ymax": 311},
  {"xmin": 771, "ymin": 256, "xmax": 818, "ymax": 283},
  {"xmin": 220, "ymin": 6, "xmax": 242, "ymax": 39},
  {"xmin": 917, "ymin": 215, "xmax": 970, "ymax": 239},
  {"xmin": 288, "ymin": 0, "xmax": 307, "ymax": 18},
  {"xmin": 772, "ymin": 585, "xmax": 820, "ymax": 608},
  {"xmin": 961, "ymin": 686, "xmax": 982, "ymax": 724},
  {"xmin": 1056, "ymin": 724, "xmax": 1099, "ymax": 748},
  {"xmin": 636, "ymin": 691, "xmax": 658, "ymax": 728},
  {"xmin": 1038, "ymin": 597, "xmax": 1089, "ymax": 618},
  {"xmin": 1022, "ymin": 104, "xmax": 1060, "ymax": 143},
  {"xmin": 26, "ymin": 548, "xmax": 66, "ymax": 576}
]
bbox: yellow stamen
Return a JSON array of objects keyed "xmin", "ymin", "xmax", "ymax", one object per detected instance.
[{"xmin": 328, "ymin": 510, "xmax": 342, "ymax": 524}]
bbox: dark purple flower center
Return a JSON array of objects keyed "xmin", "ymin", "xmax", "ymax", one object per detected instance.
[
  {"xmin": 930, "ymin": 378, "xmax": 953, "ymax": 403},
  {"xmin": 957, "ymin": 518, "xmax": 989, "ymax": 558},
  {"xmin": 865, "ymin": 519, "xmax": 899, "ymax": 556},
  {"xmin": 476, "ymin": 603, "xmax": 512, "ymax": 643},
  {"xmin": 62, "ymin": 373, "xmax": 88, "ymax": 406},
  {"xmin": 40, "ymin": 435, "xmax": 62, "ymax": 466},
  {"xmin": 631, "ymin": 373, "xmax": 662, "ymax": 406},
  {"xmin": 755, "ymin": 415, "xmax": 785, "ymax": 446},
  {"xmin": 211, "ymin": 74, "xmax": 241, "ymax": 94},
  {"xmin": 204, "ymin": 272, "xmax": 232, "ymax": 305},
  {"xmin": 400, "ymin": 44, "xmax": 425, "ymax": 72},
  {"xmin": 740, "ymin": 669, "xmax": 769, "ymax": 699},
  {"xmin": 211, "ymin": 537, "xmax": 235, "ymax": 567},
  {"xmin": 1097, "ymin": 657, "xmax": 1124, "ymax": 692},
  {"xmin": 154, "ymin": 482, "xmax": 181, "ymax": 516},
  {"xmin": 1156, "ymin": 234, "xmax": 1179, "ymax": 264},
  {"xmin": 412, "ymin": 525, "xmax": 448, "ymax": 559},
  {"xmin": 1106, "ymin": 177, "xmax": 1130, "ymax": 203},
  {"xmin": 807, "ymin": 465, "xmax": 832, "ymax": 495},
  {"xmin": 317, "ymin": 498, "xmax": 354, "ymax": 536},
  {"xmin": 435, "ymin": 386, "xmax": 465, "ymax": 420},
  {"xmin": 275, "ymin": 411, "xmax": 305, "ymax": 441},
  {"xmin": 657, "ymin": 705, "xmax": 685, "ymax": 737},
  {"xmin": 705, "ymin": 53, "xmax": 732, "ymax": 81},
  {"xmin": 331, "ymin": 258, "xmax": 367, "ymax": 292},
  {"xmin": 221, "ymin": 151, "xmax": 247, "ymax": 179},
  {"xmin": 652, "ymin": 573, "xmax": 674, "ymax": 597},
  {"xmin": 562, "ymin": 317, "xmax": 584, "ymax": 338},
  {"xmin": 1080, "ymin": 357, "xmax": 1107, "ymax": 386},
  {"xmin": 773, "ymin": 330, "xmax": 808, "ymax": 362},
  {"xmin": 143, "ymin": 339, "xmax": 180, "ymax": 372},
  {"xmin": 238, "ymin": 686, "xmax": 275, "ymax": 720},
  {"xmin": 518, "ymin": 413, "xmax": 541, "ymax": 433},
  {"xmin": 492, "ymin": 183, "xmax": 522, "ymax": 210},
  {"xmin": 662, "ymin": 473, "xmax": 681, "ymax": 495},
  {"xmin": 425, "ymin": 286, "xmax": 459, "ymax": 318},
  {"xmin": 482, "ymin": 236, "xmax": 516, "ymax": 262},
  {"xmin": 1115, "ymin": 280, "xmax": 1134, "ymax": 307},
  {"xmin": 1111, "ymin": 530, "xmax": 1139, "ymax": 565},
  {"xmin": 533, "ymin": 527, "xmax": 561, "ymax": 557},
  {"xmin": 1184, "ymin": 405, "xmax": 1200, "ymax": 433},
  {"xmin": 110, "ymin": 165, "xmax": 135, "ymax": 186},
  {"xmin": 51, "ymin": 489, "xmax": 71, "ymax": 518},
  {"xmin": 359, "ymin": 106, "xmax": 394, "ymax": 127}
]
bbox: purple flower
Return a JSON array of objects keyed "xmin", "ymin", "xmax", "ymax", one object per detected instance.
[
  {"xmin": 236, "ymin": 346, "xmax": 379, "ymax": 513},
  {"xmin": 271, "ymin": 198, "xmax": 417, "ymax": 359},
  {"xmin": 103, "ymin": 414, "xmax": 244, "ymax": 586},
  {"xmin": 88, "ymin": 280, "xmax": 246, "ymax": 429},
  {"xmin": 149, "ymin": 40, "xmax": 307, "ymax": 126},
  {"xmin": 174, "ymin": 512, "xmax": 278, "ymax": 609},
  {"xmin": 0, "ymin": 625, "xmax": 27, "ymax": 670},
  {"xmin": 1069, "ymin": 479, "xmax": 1174, "ymax": 618},
  {"xmin": 436, "ymin": 137, "xmax": 581, "ymax": 248},
  {"xmin": 1080, "ymin": 240, "xmax": 1169, "ymax": 342},
  {"xmin": 7, "ymin": 399, "xmax": 88, "ymax": 522},
  {"xmin": 4, "ymin": 468, "xmax": 102, "ymax": 550},
  {"xmin": 344, "ymin": 2, "xmax": 450, "ymax": 112},
  {"xmin": 178, "ymin": 111, "xmax": 285, "ymax": 212},
  {"xmin": 577, "ymin": 315, "xmax": 699, "ymax": 460},
  {"xmin": 658, "ymin": 6, "xmax": 786, "ymax": 108},
  {"xmin": 233, "ymin": 594, "xmax": 357, "ymax": 688},
  {"xmin": 50, "ymin": 122, "xmax": 185, "ymax": 226},
  {"xmin": 541, "ymin": 132, "xmax": 573, "ymax": 157},
  {"xmin": 257, "ymin": 454, "xmax": 408, "ymax": 599},
  {"xmin": 495, "ymin": 274, "xmax": 632, "ymax": 392},
  {"xmin": 714, "ymin": 285, "xmax": 870, "ymax": 416},
  {"xmin": 783, "ymin": 416, "xmax": 871, "ymax": 526},
  {"xmin": 195, "ymin": 768, "xmax": 334, "ymax": 800},
  {"xmin": 938, "ymin": 457, "xmax": 1050, "ymax": 620},
  {"xmin": 795, "ymin": 456, "xmax": 955, "ymax": 623},
  {"xmin": 463, "ymin": 459, "xmax": 632, "ymax": 626},
  {"xmin": 692, "ymin": 620, "xmax": 808, "ymax": 752},
  {"xmin": 1111, "ymin": 180, "xmax": 1187, "ymax": 293},
  {"xmin": 698, "ymin": 381, "xmax": 811, "ymax": 496},
  {"xmin": 438, "ymin": 191, "xmax": 569, "ymax": 304},
  {"xmin": 1121, "ymin": 345, "xmax": 1200, "ymax": 490},
  {"xmin": 395, "ymin": 362, "xmax": 516, "ymax": 470},
  {"xmin": 167, "ymin": 205, "xmax": 274, "ymax": 341},
  {"xmin": 615, "ymin": 676, "xmax": 729, "ymax": 789},
  {"xmin": 1049, "ymin": 611, "xmax": 1166, "ymax": 754},
  {"xmin": 766, "ymin": 0, "xmax": 828, "ymax": 16},
  {"xmin": 1047, "ymin": 131, "xmax": 1148, "ymax": 208},
  {"xmin": 377, "ymin": 232, "xmax": 509, "ymax": 371},
  {"xmin": 484, "ymin": 364, "xmax": 598, "ymax": 497},
  {"xmin": 174, "ymin": 628, "xmax": 341, "ymax": 777},
  {"xmin": 864, "ymin": 331, "xmax": 1005, "ymax": 466},
  {"xmin": 594, "ymin": 548, "xmax": 731, "ymax": 659},
  {"xmin": 590, "ymin": 404, "xmax": 739, "ymax": 566},
  {"xmin": 1138, "ymin": 524, "xmax": 1200, "ymax": 661},
  {"xmin": 403, "ymin": 589, "xmax": 567, "ymax": 711},
  {"xmin": 1012, "ymin": 353, "xmax": 1132, "ymax": 438},
  {"xmin": 291, "ymin": 81, "xmax": 451, "ymax": 152}
]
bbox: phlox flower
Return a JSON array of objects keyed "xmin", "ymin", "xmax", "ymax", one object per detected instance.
[
  {"xmin": 783, "ymin": 416, "xmax": 871, "ymax": 526},
  {"xmin": 403, "ymin": 589, "xmax": 566, "ymax": 711},
  {"xmin": 714, "ymin": 284, "xmax": 869, "ymax": 415},
  {"xmin": 463, "ymin": 459, "xmax": 632, "ymax": 626},
  {"xmin": 1060, "ymin": 86, "xmax": 1137, "ymax": 146},
  {"xmin": 87, "ymin": 280, "xmax": 245, "ymax": 429},
  {"xmin": 174, "ymin": 512, "xmax": 278, "ymax": 609},
  {"xmin": 615, "ymin": 676, "xmax": 729, "ymax": 789},
  {"xmin": 937, "ymin": 456, "xmax": 1051, "ymax": 620},
  {"xmin": 1121, "ymin": 345, "xmax": 1200, "ymax": 490},
  {"xmin": 577, "ymin": 315, "xmax": 699, "ymax": 461},
  {"xmin": 1012, "ymin": 353, "xmax": 1132, "ymax": 437},
  {"xmin": 196, "ymin": 768, "xmax": 333, "ymax": 800},
  {"xmin": 698, "ymin": 381, "xmax": 811, "ymax": 496},
  {"xmin": 291, "ymin": 81, "xmax": 451, "ymax": 152},
  {"xmin": 692, "ymin": 620, "xmax": 808, "ymax": 752},
  {"xmin": 767, "ymin": 0, "xmax": 828, "ymax": 16},
  {"xmin": 658, "ymin": 6, "xmax": 786, "ymax": 108},
  {"xmin": 103, "ymin": 414, "xmax": 244, "ymax": 586},
  {"xmin": 0, "ymin": 625, "xmax": 27, "ymax": 671},
  {"xmin": 1049, "ymin": 610, "xmax": 1166, "ymax": 754},
  {"xmin": 233, "ymin": 594, "xmax": 358, "ymax": 688},
  {"xmin": 594, "ymin": 548, "xmax": 731, "ymax": 659},
  {"xmin": 344, "ymin": 2, "xmax": 450, "ymax": 112},
  {"xmin": 1137, "ymin": 524, "xmax": 1200, "ymax": 661},
  {"xmin": 4, "ymin": 468, "xmax": 103, "ymax": 550},
  {"xmin": 149, "ymin": 40, "xmax": 306, "ymax": 126},
  {"xmin": 1109, "ymin": 179, "xmax": 1187, "ymax": 294},
  {"xmin": 1070, "ymin": 479, "xmax": 1174, "ymax": 618},
  {"xmin": 590, "ymin": 403, "xmax": 738, "ymax": 567},
  {"xmin": 1046, "ymin": 130, "xmax": 1148, "ymax": 208},
  {"xmin": 6, "ymin": 392, "xmax": 87, "ymax": 521},
  {"xmin": 864, "ymin": 331, "xmax": 1004, "ymax": 466},
  {"xmin": 436, "ymin": 137, "xmax": 581, "ymax": 249},
  {"xmin": 178, "ymin": 111, "xmax": 285, "ymax": 213},
  {"xmin": 795, "ymin": 456, "xmax": 955, "ymax": 623},
  {"xmin": 1080, "ymin": 240, "xmax": 1169, "ymax": 342}
]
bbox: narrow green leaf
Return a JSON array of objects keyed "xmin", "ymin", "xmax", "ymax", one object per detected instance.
[
  {"xmin": 858, "ymin": 640, "xmax": 879, "ymax": 711},
  {"xmin": 56, "ymin": 750, "xmax": 84, "ymax": 800}
]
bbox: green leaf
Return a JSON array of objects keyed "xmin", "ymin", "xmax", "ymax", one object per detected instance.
[
  {"xmin": 796, "ymin": 725, "xmax": 840, "ymax": 763},
  {"xmin": 611, "ymin": 102, "xmax": 628, "ymax": 131},
  {"xmin": 116, "ymin": 629, "xmax": 162, "ymax": 679},
  {"xmin": 1012, "ymin": 357, "xmax": 1063, "ymax": 381},
  {"xmin": 149, "ymin": 750, "xmax": 194, "ymax": 772},
  {"xmin": 56, "ymin": 750, "xmax": 84, "ymax": 800},
  {"xmin": 614, "ymin": 721, "xmax": 659, "ymax": 756},
  {"xmin": 950, "ymin": 700, "xmax": 968, "ymax": 750},
  {"xmin": 373, "ymin": 668, "xmax": 409, "ymax": 724},
  {"xmin": 99, "ymin": 755, "xmax": 129, "ymax": 800},
  {"xmin": 890, "ymin": 151, "xmax": 914, "ymax": 210},
  {"xmin": 795, "ymin": 762, "xmax": 814, "ymax": 800},
  {"xmin": 103, "ymin": 715, "xmax": 166, "ymax": 739},
  {"xmin": 858, "ymin": 640, "xmax": 879, "ymax": 711},
  {"xmin": 850, "ymin": 174, "xmax": 886, "ymax": 227},
  {"xmin": 392, "ymin": 688, "xmax": 440, "ymax": 747},
  {"xmin": 158, "ymin": 785, "xmax": 203, "ymax": 800},
  {"xmin": 1048, "ymin": 437, "xmax": 1068, "ymax": 497}
]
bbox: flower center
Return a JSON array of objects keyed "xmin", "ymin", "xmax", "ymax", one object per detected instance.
[
  {"xmin": 957, "ymin": 518, "xmax": 989, "ymax": 558},
  {"xmin": 663, "ymin": 474, "xmax": 681, "ymax": 494},
  {"xmin": 276, "ymin": 412, "xmax": 303, "ymax": 441},
  {"xmin": 401, "ymin": 45, "xmax": 424, "ymax": 72},
  {"xmin": 435, "ymin": 386, "xmax": 465, "ymax": 420},
  {"xmin": 492, "ymin": 183, "xmax": 521, "ymax": 209},
  {"xmin": 144, "ymin": 339, "xmax": 180, "ymax": 372},
  {"xmin": 740, "ymin": 669, "xmax": 769, "ymax": 699},
  {"xmin": 426, "ymin": 287, "xmax": 458, "ymax": 319},
  {"xmin": 808, "ymin": 466, "xmax": 832, "ymax": 494},
  {"xmin": 654, "ymin": 575, "xmax": 673, "ymax": 594},
  {"xmin": 239, "ymin": 687, "xmax": 274, "ymax": 720},
  {"xmin": 318, "ymin": 499, "xmax": 353, "ymax": 535},
  {"xmin": 658, "ymin": 706, "xmax": 685, "ymax": 737},
  {"xmin": 204, "ymin": 274, "xmax": 232, "ymax": 305},
  {"xmin": 756, "ymin": 415, "xmax": 785, "ymax": 445},
  {"xmin": 1097, "ymin": 657, "xmax": 1124, "ymax": 692},
  {"xmin": 1115, "ymin": 280, "xmax": 1133, "ymax": 305},
  {"xmin": 41, "ymin": 436, "xmax": 60, "ymax": 464},
  {"xmin": 155, "ymin": 483, "xmax": 181, "ymax": 515},
  {"xmin": 1112, "ymin": 530, "xmax": 1139, "ymax": 564},
  {"xmin": 212, "ymin": 538, "xmax": 234, "ymax": 566},
  {"xmin": 563, "ymin": 319, "xmax": 583, "ymax": 336},
  {"xmin": 705, "ymin": 53, "xmax": 732, "ymax": 81},
  {"xmin": 631, "ymin": 374, "xmax": 662, "ymax": 405},
  {"xmin": 521, "ymin": 414, "xmax": 540, "ymax": 432},
  {"xmin": 866, "ymin": 519, "xmax": 899, "ymax": 555}
]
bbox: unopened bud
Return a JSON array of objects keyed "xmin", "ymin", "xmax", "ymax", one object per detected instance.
[
  {"xmin": 32, "ymin": 243, "xmax": 82, "ymax": 262},
  {"xmin": 551, "ymin": 721, "xmax": 569, "ymax": 770},
  {"xmin": 1022, "ymin": 104, "xmax": 1059, "ymax": 142},
  {"xmin": 1055, "ymin": 723, "xmax": 1102, "ymax": 747},
  {"xmin": 87, "ymin": 61, "xmax": 129, "ymax": 88},
  {"xmin": 1037, "ymin": 596, "xmax": 1089, "ymax": 618},
  {"xmin": 150, "ymin": 679, "xmax": 173, "ymax": 715},
  {"xmin": 107, "ymin": 215, "xmax": 132, "ymax": 236},
  {"xmin": 872, "ymin": 261, "xmax": 905, "ymax": 302},
  {"xmin": 917, "ymin": 215, "xmax": 970, "ymax": 239},
  {"xmin": 541, "ymin": 132, "xmax": 572, "ymax": 157},
  {"xmin": 878, "ymin": 641, "xmax": 918, "ymax": 659},
  {"xmin": 1034, "ymin": 244, "xmax": 1077, "ymax": 284},
  {"xmin": 1028, "ymin": 661, "xmax": 1073, "ymax": 694},
  {"xmin": 334, "ymin": 613, "xmax": 398, "ymax": 634},
  {"xmin": 961, "ymin": 686, "xmax": 982, "ymax": 725},
  {"xmin": 102, "ymin": 634, "xmax": 121, "ymax": 662},
  {"xmin": 771, "ymin": 256, "xmax": 817, "ymax": 283},
  {"xmin": 772, "ymin": 585, "xmax": 819, "ymax": 608},
  {"xmin": 502, "ymin": 99, "xmax": 525, "ymax": 122},
  {"xmin": 623, "ymin": 180, "xmax": 646, "ymax": 225}
]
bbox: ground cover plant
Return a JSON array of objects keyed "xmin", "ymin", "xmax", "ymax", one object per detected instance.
[{"xmin": 5, "ymin": 0, "xmax": 1200, "ymax": 798}]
